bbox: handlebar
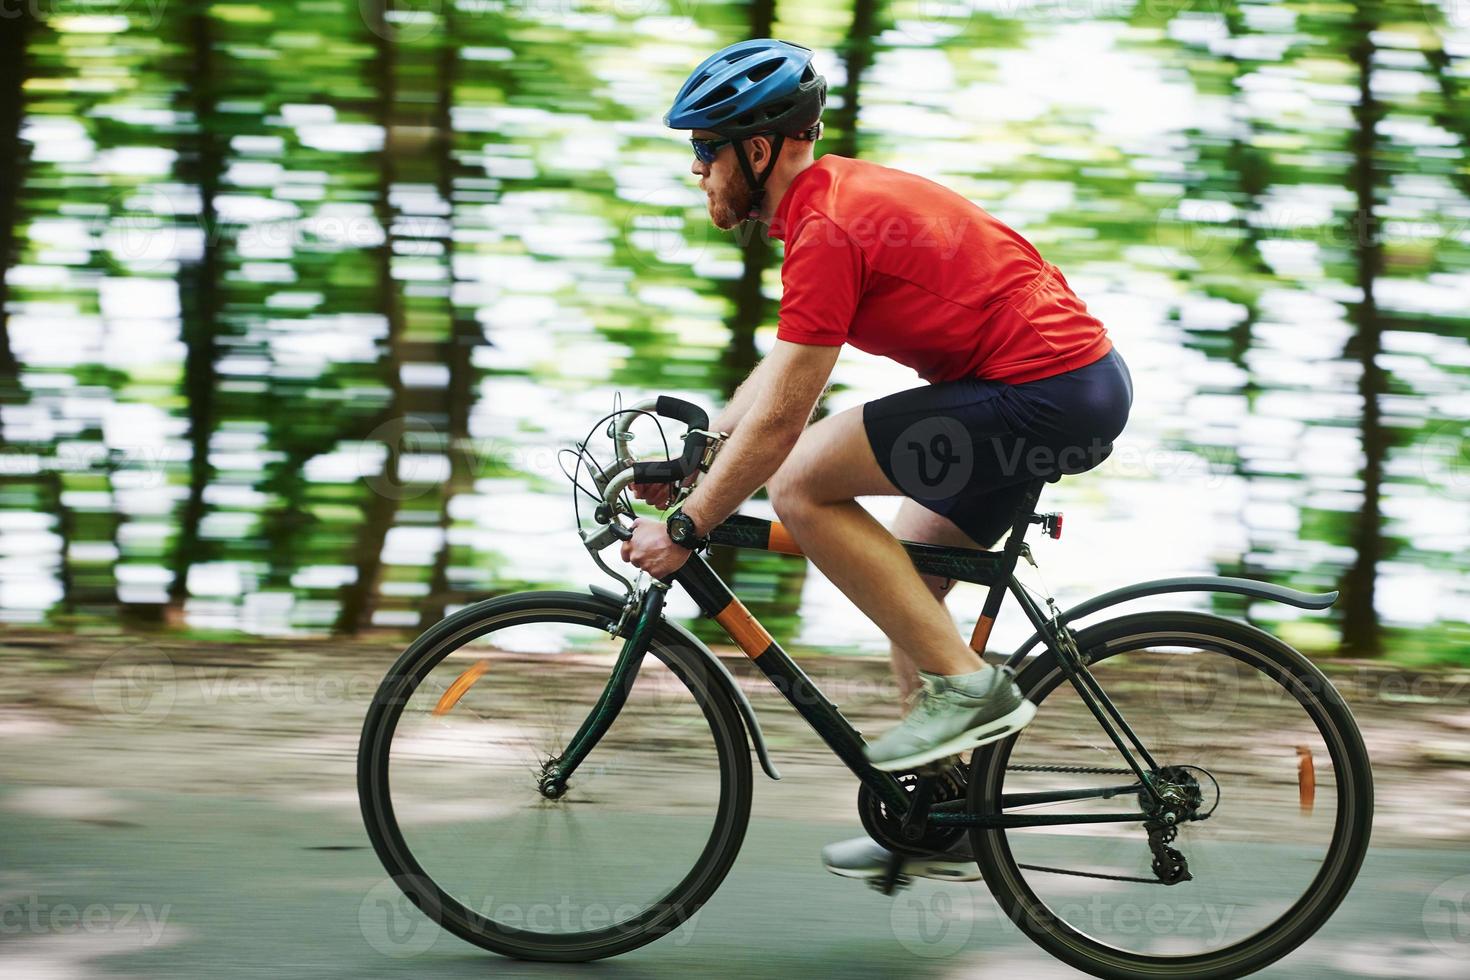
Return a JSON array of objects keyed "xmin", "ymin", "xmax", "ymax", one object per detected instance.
[
  {"xmin": 578, "ymin": 395, "xmax": 723, "ymax": 560},
  {"xmin": 616, "ymin": 396, "xmax": 713, "ymax": 486}
]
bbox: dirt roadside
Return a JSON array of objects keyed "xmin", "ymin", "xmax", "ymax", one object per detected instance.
[{"xmin": 1, "ymin": 628, "xmax": 1466, "ymax": 848}]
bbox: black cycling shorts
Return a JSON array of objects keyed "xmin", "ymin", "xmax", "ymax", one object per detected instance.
[{"xmin": 863, "ymin": 347, "xmax": 1133, "ymax": 548}]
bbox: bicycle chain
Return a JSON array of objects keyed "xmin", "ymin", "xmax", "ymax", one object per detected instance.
[
  {"xmin": 1015, "ymin": 863, "xmax": 1173, "ymax": 886},
  {"xmin": 1014, "ymin": 825, "xmax": 1187, "ymax": 888},
  {"xmin": 1005, "ymin": 763, "xmax": 1180, "ymax": 886},
  {"xmin": 1006, "ymin": 763, "xmax": 1135, "ymax": 776}
]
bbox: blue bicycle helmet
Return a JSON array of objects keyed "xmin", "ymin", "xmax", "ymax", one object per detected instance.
[
  {"xmin": 665, "ymin": 39, "xmax": 827, "ymax": 221},
  {"xmin": 664, "ymin": 38, "xmax": 826, "ymax": 139}
]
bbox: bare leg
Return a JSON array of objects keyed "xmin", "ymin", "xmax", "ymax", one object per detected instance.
[
  {"xmin": 766, "ymin": 406, "xmax": 983, "ymax": 680},
  {"xmin": 886, "ymin": 499, "xmax": 985, "ymax": 711}
]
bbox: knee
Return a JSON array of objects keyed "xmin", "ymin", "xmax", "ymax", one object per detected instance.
[
  {"xmin": 769, "ymin": 455, "xmax": 834, "ymax": 523},
  {"xmin": 766, "ymin": 463, "xmax": 810, "ymax": 523}
]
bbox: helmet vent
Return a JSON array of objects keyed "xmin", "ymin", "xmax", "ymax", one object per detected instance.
[
  {"xmin": 746, "ymin": 59, "xmax": 780, "ymax": 83},
  {"xmin": 690, "ymin": 84, "xmax": 738, "ymax": 112}
]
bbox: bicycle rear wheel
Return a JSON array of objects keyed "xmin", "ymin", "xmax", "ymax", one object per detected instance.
[
  {"xmin": 358, "ymin": 591, "xmax": 752, "ymax": 961},
  {"xmin": 970, "ymin": 612, "xmax": 1372, "ymax": 979}
]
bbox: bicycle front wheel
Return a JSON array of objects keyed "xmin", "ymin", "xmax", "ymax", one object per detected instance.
[
  {"xmin": 970, "ymin": 611, "xmax": 1373, "ymax": 979},
  {"xmin": 358, "ymin": 590, "xmax": 753, "ymax": 961}
]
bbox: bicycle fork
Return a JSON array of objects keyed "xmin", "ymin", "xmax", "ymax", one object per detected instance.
[{"xmin": 537, "ymin": 583, "xmax": 668, "ymax": 799}]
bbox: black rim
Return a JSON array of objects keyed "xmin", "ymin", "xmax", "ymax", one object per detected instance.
[
  {"xmin": 971, "ymin": 613, "xmax": 1372, "ymax": 979},
  {"xmin": 357, "ymin": 593, "xmax": 752, "ymax": 961}
]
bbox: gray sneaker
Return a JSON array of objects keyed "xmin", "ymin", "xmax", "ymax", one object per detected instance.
[
  {"xmin": 865, "ymin": 666, "xmax": 1036, "ymax": 772},
  {"xmin": 821, "ymin": 834, "xmax": 981, "ymax": 882}
]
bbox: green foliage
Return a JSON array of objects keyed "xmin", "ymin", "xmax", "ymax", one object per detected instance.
[{"xmin": 0, "ymin": 0, "xmax": 1466, "ymax": 662}]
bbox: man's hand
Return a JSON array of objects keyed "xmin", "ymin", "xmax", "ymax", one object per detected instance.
[
  {"xmin": 620, "ymin": 517, "xmax": 692, "ymax": 580},
  {"xmin": 630, "ymin": 476, "xmax": 682, "ymax": 510},
  {"xmin": 631, "ymin": 464, "xmax": 700, "ymax": 510}
]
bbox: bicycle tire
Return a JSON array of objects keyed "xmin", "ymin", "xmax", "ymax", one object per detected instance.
[
  {"xmin": 969, "ymin": 611, "xmax": 1373, "ymax": 979},
  {"xmin": 357, "ymin": 590, "xmax": 753, "ymax": 961}
]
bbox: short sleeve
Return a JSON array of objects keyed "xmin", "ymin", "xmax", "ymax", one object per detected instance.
[{"xmin": 775, "ymin": 215, "xmax": 867, "ymax": 347}]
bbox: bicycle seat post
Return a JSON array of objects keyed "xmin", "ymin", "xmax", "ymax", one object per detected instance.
[{"xmin": 968, "ymin": 477, "xmax": 1048, "ymax": 656}]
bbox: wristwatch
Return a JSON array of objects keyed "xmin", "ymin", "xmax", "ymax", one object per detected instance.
[{"xmin": 666, "ymin": 509, "xmax": 706, "ymax": 551}]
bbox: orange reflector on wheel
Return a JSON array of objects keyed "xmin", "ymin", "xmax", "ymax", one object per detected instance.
[
  {"xmin": 1296, "ymin": 745, "xmax": 1316, "ymax": 816},
  {"xmin": 433, "ymin": 659, "xmax": 491, "ymax": 716}
]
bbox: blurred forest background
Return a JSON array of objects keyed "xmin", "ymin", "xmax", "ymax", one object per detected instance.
[{"xmin": 0, "ymin": 0, "xmax": 1466, "ymax": 663}]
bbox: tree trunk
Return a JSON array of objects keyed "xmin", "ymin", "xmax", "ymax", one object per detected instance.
[
  {"xmin": 421, "ymin": 16, "xmax": 479, "ymax": 629},
  {"xmin": 166, "ymin": 5, "xmax": 225, "ymax": 624},
  {"xmin": 1339, "ymin": 3, "xmax": 1386, "ymax": 657},
  {"xmin": 337, "ymin": 1, "xmax": 409, "ymax": 634},
  {"xmin": 830, "ymin": 0, "xmax": 878, "ymax": 159},
  {"xmin": 0, "ymin": 8, "xmax": 34, "ymax": 441}
]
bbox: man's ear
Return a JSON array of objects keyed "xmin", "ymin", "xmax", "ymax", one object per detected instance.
[{"xmin": 745, "ymin": 133, "xmax": 774, "ymax": 169}]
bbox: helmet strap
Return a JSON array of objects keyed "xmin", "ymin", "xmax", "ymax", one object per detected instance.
[{"xmin": 731, "ymin": 133, "xmax": 786, "ymax": 222}]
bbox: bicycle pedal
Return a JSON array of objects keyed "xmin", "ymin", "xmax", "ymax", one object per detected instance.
[{"xmin": 869, "ymin": 873, "xmax": 912, "ymax": 895}]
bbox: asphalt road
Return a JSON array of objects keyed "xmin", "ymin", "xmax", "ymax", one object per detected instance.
[
  {"xmin": 4, "ymin": 631, "xmax": 1469, "ymax": 978},
  {"xmin": 5, "ymin": 778, "xmax": 1470, "ymax": 978}
]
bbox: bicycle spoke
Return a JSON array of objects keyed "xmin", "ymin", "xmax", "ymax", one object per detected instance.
[
  {"xmin": 367, "ymin": 608, "xmax": 743, "ymax": 948},
  {"xmin": 973, "ymin": 617, "xmax": 1369, "ymax": 970}
]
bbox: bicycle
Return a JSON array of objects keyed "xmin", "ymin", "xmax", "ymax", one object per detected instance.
[{"xmin": 357, "ymin": 395, "xmax": 1373, "ymax": 978}]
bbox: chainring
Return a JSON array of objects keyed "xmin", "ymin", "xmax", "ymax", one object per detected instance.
[{"xmin": 858, "ymin": 763, "xmax": 969, "ymax": 857}]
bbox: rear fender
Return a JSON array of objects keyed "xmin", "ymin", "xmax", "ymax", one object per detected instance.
[{"xmin": 1004, "ymin": 575, "xmax": 1338, "ymax": 668}]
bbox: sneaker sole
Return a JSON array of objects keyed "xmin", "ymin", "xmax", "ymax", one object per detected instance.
[
  {"xmin": 824, "ymin": 860, "xmax": 984, "ymax": 883},
  {"xmin": 868, "ymin": 699, "xmax": 1038, "ymax": 773}
]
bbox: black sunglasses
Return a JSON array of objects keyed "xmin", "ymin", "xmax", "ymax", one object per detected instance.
[{"xmin": 689, "ymin": 136, "xmax": 734, "ymax": 164}]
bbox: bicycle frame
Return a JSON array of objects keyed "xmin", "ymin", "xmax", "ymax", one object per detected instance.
[
  {"xmin": 552, "ymin": 478, "xmax": 1156, "ymax": 829},
  {"xmin": 554, "ymin": 475, "xmax": 1338, "ymax": 831}
]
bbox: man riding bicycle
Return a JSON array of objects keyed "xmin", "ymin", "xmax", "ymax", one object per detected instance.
[{"xmin": 623, "ymin": 38, "xmax": 1134, "ymax": 882}]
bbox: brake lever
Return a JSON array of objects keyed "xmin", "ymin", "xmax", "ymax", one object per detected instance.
[{"xmin": 669, "ymin": 429, "xmax": 726, "ymax": 509}]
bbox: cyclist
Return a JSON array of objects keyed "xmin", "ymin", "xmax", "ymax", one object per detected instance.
[{"xmin": 624, "ymin": 38, "xmax": 1134, "ymax": 882}]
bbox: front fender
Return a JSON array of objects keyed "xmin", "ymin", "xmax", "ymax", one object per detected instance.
[
  {"xmin": 1003, "ymin": 575, "xmax": 1338, "ymax": 667},
  {"xmin": 590, "ymin": 586, "xmax": 781, "ymax": 781}
]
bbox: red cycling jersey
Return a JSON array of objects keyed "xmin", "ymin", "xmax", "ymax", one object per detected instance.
[{"xmin": 768, "ymin": 155, "xmax": 1111, "ymax": 385}]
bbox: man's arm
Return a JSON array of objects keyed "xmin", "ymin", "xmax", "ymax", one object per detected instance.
[
  {"xmin": 629, "ymin": 350, "xmax": 772, "ymax": 511},
  {"xmin": 680, "ymin": 339, "xmax": 841, "ymax": 533},
  {"xmin": 710, "ymin": 355, "xmax": 771, "ymax": 436}
]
